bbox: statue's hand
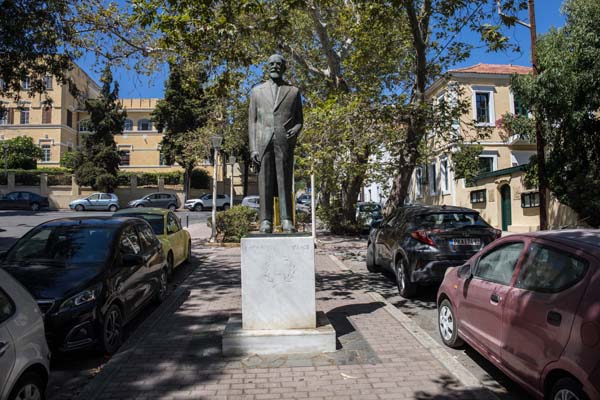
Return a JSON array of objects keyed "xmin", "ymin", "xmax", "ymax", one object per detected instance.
[
  {"xmin": 250, "ymin": 151, "xmax": 260, "ymax": 165},
  {"xmin": 286, "ymin": 128, "xmax": 298, "ymax": 139}
]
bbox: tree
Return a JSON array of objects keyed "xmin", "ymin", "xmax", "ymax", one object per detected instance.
[
  {"xmin": 152, "ymin": 63, "xmax": 211, "ymax": 200},
  {"xmin": 73, "ymin": 65, "xmax": 124, "ymax": 192},
  {"xmin": 507, "ymin": 0, "xmax": 600, "ymax": 227},
  {"xmin": 3, "ymin": 136, "xmax": 43, "ymax": 170}
]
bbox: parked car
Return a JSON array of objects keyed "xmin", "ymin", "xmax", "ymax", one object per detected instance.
[
  {"xmin": 0, "ymin": 216, "xmax": 167, "ymax": 355},
  {"xmin": 127, "ymin": 192, "xmax": 180, "ymax": 211},
  {"xmin": 0, "ymin": 268, "xmax": 50, "ymax": 400},
  {"xmin": 367, "ymin": 205, "xmax": 501, "ymax": 297},
  {"xmin": 241, "ymin": 195, "xmax": 260, "ymax": 210},
  {"xmin": 437, "ymin": 230, "xmax": 600, "ymax": 400},
  {"xmin": 356, "ymin": 202, "xmax": 383, "ymax": 230},
  {"xmin": 114, "ymin": 208, "xmax": 191, "ymax": 278},
  {"xmin": 184, "ymin": 194, "xmax": 230, "ymax": 211},
  {"xmin": 0, "ymin": 191, "xmax": 49, "ymax": 212},
  {"xmin": 297, "ymin": 193, "xmax": 311, "ymax": 206},
  {"xmin": 69, "ymin": 193, "xmax": 120, "ymax": 212}
]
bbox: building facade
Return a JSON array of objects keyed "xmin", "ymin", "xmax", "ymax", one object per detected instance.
[{"xmin": 408, "ymin": 64, "xmax": 579, "ymax": 232}]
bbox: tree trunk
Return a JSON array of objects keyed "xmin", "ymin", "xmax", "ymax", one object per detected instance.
[{"xmin": 184, "ymin": 165, "xmax": 194, "ymax": 202}]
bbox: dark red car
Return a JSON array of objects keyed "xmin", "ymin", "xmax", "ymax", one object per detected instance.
[{"xmin": 437, "ymin": 230, "xmax": 600, "ymax": 400}]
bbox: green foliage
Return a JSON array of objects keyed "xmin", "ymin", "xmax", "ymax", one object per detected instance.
[
  {"xmin": 14, "ymin": 172, "xmax": 40, "ymax": 186},
  {"xmin": 510, "ymin": 0, "xmax": 600, "ymax": 227},
  {"xmin": 496, "ymin": 113, "xmax": 535, "ymax": 142},
  {"xmin": 213, "ymin": 205, "xmax": 258, "ymax": 243},
  {"xmin": 72, "ymin": 65, "xmax": 124, "ymax": 193},
  {"xmin": 191, "ymin": 169, "xmax": 210, "ymax": 189},
  {"xmin": 116, "ymin": 171, "xmax": 185, "ymax": 187},
  {"xmin": 60, "ymin": 151, "xmax": 78, "ymax": 172},
  {"xmin": 3, "ymin": 136, "xmax": 42, "ymax": 170},
  {"xmin": 452, "ymin": 143, "xmax": 485, "ymax": 184}
]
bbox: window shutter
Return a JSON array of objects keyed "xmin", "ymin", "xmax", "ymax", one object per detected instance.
[
  {"xmin": 42, "ymin": 107, "xmax": 52, "ymax": 124},
  {"xmin": 7, "ymin": 108, "xmax": 14, "ymax": 124},
  {"xmin": 67, "ymin": 110, "xmax": 72, "ymax": 127}
]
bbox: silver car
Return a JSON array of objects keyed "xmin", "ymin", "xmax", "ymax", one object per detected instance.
[
  {"xmin": 241, "ymin": 195, "xmax": 260, "ymax": 210},
  {"xmin": 0, "ymin": 268, "xmax": 50, "ymax": 400},
  {"xmin": 69, "ymin": 193, "xmax": 120, "ymax": 212}
]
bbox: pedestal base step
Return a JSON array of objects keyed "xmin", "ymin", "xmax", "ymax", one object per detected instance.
[{"xmin": 222, "ymin": 312, "xmax": 336, "ymax": 356}]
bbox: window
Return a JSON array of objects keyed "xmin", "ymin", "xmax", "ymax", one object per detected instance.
[
  {"xmin": 0, "ymin": 109, "xmax": 7, "ymax": 125},
  {"xmin": 21, "ymin": 77, "xmax": 30, "ymax": 90},
  {"xmin": 159, "ymin": 152, "xmax": 170, "ymax": 166},
  {"xmin": 137, "ymin": 119, "xmax": 152, "ymax": 131},
  {"xmin": 166, "ymin": 213, "xmax": 180, "ymax": 234},
  {"xmin": 470, "ymin": 189, "xmax": 486, "ymax": 204},
  {"xmin": 516, "ymin": 244, "xmax": 587, "ymax": 293},
  {"xmin": 416, "ymin": 212, "xmax": 491, "ymax": 230},
  {"xmin": 440, "ymin": 157, "xmax": 450, "ymax": 194},
  {"xmin": 479, "ymin": 156, "xmax": 494, "ymax": 174},
  {"xmin": 20, "ymin": 108, "xmax": 30, "ymax": 124},
  {"xmin": 42, "ymin": 106, "xmax": 52, "ymax": 124},
  {"xmin": 474, "ymin": 242, "xmax": 524, "ymax": 285},
  {"xmin": 100, "ymin": 194, "xmax": 112, "ymax": 200},
  {"xmin": 428, "ymin": 162, "xmax": 437, "ymax": 195},
  {"xmin": 120, "ymin": 226, "xmax": 141, "ymax": 255},
  {"xmin": 0, "ymin": 79, "xmax": 6, "ymax": 91},
  {"xmin": 67, "ymin": 110, "xmax": 73, "ymax": 128},
  {"xmin": 88, "ymin": 194, "xmax": 100, "ymax": 201},
  {"xmin": 78, "ymin": 119, "xmax": 92, "ymax": 132},
  {"xmin": 137, "ymin": 223, "xmax": 158, "ymax": 249},
  {"xmin": 521, "ymin": 192, "xmax": 540, "ymax": 208},
  {"xmin": 513, "ymin": 95, "xmax": 528, "ymax": 116},
  {"xmin": 124, "ymin": 119, "xmax": 133, "ymax": 131},
  {"xmin": 41, "ymin": 144, "xmax": 51, "ymax": 162},
  {"xmin": 119, "ymin": 150, "xmax": 131, "ymax": 166},
  {"xmin": 43, "ymin": 76, "xmax": 53, "ymax": 90},
  {"xmin": 475, "ymin": 93, "xmax": 490, "ymax": 123},
  {"xmin": 0, "ymin": 288, "xmax": 15, "ymax": 323},
  {"xmin": 415, "ymin": 167, "xmax": 423, "ymax": 198}
]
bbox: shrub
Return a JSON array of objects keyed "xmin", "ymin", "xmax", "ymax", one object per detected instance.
[
  {"xmin": 191, "ymin": 169, "xmax": 210, "ymax": 189},
  {"xmin": 47, "ymin": 174, "xmax": 72, "ymax": 186},
  {"xmin": 96, "ymin": 173, "xmax": 118, "ymax": 193},
  {"xmin": 15, "ymin": 172, "xmax": 41, "ymax": 186},
  {"xmin": 211, "ymin": 205, "xmax": 258, "ymax": 242}
]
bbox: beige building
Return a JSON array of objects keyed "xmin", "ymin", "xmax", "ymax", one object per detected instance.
[{"xmin": 409, "ymin": 64, "xmax": 579, "ymax": 232}]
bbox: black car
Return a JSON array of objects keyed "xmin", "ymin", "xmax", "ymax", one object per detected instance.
[
  {"xmin": 126, "ymin": 192, "xmax": 180, "ymax": 210},
  {"xmin": 367, "ymin": 205, "xmax": 501, "ymax": 297},
  {"xmin": 0, "ymin": 217, "xmax": 167, "ymax": 354},
  {"xmin": 0, "ymin": 191, "xmax": 50, "ymax": 211}
]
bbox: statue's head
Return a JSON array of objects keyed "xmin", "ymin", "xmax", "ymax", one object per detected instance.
[{"xmin": 267, "ymin": 54, "xmax": 286, "ymax": 80}]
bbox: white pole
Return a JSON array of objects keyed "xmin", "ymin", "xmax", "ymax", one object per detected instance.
[
  {"xmin": 311, "ymin": 173, "xmax": 316, "ymax": 240},
  {"xmin": 210, "ymin": 148, "xmax": 218, "ymax": 243},
  {"xmin": 230, "ymin": 162, "xmax": 234, "ymax": 206}
]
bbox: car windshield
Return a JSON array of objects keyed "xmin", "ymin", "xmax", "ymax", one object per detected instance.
[
  {"xmin": 415, "ymin": 212, "xmax": 490, "ymax": 230},
  {"xmin": 359, "ymin": 204, "xmax": 381, "ymax": 213},
  {"xmin": 5, "ymin": 226, "xmax": 117, "ymax": 266},
  {"xmin": 119, "ymin": 214, "xmax": 164, "ymax": 235}
]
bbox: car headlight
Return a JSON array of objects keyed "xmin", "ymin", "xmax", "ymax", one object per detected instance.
[{"xmin": 59, "ymin": 284, "xmax": 102, "ymax": 313}]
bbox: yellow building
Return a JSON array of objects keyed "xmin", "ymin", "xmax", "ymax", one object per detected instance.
[{"xmin": 409, "ymin": 64, "xmax": 579, "ymax": 232}]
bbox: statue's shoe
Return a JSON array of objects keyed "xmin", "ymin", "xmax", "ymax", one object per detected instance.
[
  {"xmin": 259, "ymin": 220, "xmax": 273, "ymax": 233},
  {"xmin": 281, "ymin": 219, "xmax": 296, "ymax": 233}
]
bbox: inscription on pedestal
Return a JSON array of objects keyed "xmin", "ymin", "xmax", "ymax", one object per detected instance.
[{"xmin": 241, "ymin": 235, "xmax": 316, "ymax": 330}]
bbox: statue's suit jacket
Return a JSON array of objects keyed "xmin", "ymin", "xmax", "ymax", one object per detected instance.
[{"xmin": 248, "ymin": 81, "xmax": 303, "ymax": 162}]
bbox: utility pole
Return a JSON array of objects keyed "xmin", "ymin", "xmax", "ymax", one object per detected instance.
[{"xmin": 498, "ymin": 0, "xmax": 547, "ymax": 230}]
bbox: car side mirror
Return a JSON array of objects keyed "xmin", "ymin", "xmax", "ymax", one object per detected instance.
[{"xmin": 122, "ymin": 254, "xmax": 143, "ymax": 267}]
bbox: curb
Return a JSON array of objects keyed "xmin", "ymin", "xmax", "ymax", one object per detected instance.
[{"xmin": 327, "ymin": 254, "xmax": 500, "ymax": 400}]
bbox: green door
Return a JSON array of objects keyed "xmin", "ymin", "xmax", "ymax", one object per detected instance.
[{"xmin": 500, "ymin": 185, "xmax": 512, "ymax": 231}]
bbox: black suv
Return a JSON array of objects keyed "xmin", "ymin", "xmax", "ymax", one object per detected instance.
[
  {"xmin": 367, "ymin": 205, "xmax": 500, "ymax": 297},
  {"xmin": 1, "ymin": 217, "xmax": 167, "ymax": 354}
]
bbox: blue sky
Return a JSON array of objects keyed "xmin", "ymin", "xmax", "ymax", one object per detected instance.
[{"xmin": 77, "ymin": 0, "xmax": 567, "ymax": 98}]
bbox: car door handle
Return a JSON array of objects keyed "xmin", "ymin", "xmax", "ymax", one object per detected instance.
[
  {"xmin": 490, "ymin": 294, "xmax": 500, "ymax": 304},
  {"xmin": 0, "ymin": 341, "xmax": 10, "ymax": 357},
  {"xmin": 547, "ymin": 311, "xmax": 562, "ymax": 327}
]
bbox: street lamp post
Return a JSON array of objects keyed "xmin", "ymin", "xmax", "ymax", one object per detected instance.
[
  {"xmin": 210, "ymin": 135, "xmax": 223, "ymax": 243},
  {"xmin": 228, "ymin": 155, "xmax": 236, "ymax": 207}
]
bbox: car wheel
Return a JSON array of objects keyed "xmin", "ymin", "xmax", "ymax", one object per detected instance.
[
  {"xmin": 166, "ymin": 252, "xmax": 174, "ymax": 280},
  {"xmin": 366, "ymin": 242, "xmax": 380, "ymax": 273},
  {"xmin": 438, "ymin": 299, "xmax": 464, "ymax": 348},
  {"xmin": 192, "ymin": 204, "xmax": 199, "ymax": 212},
  {"xmin": 108, "ymin": 204, "xmax": 118, "ymax": 212},
  {"xmin": 200, "ymin": 204, "xmax": 207, "ymax": 211},
  {"xmin": 222, "ymin": 203, "xmax": 230, "ymax": 211},
  {"xmin": 136, "ymin": 204, "xmax": 144, "ymax": 208},
  {"xmin": 395, "ymin": 258, "xmax": 417, "ymax": 298},
  {"xmin": 101, "ymin": 304, "xmax": 123, "ymax": 355},
  {"xmin": 154, "ymin": 268, "xmax": 168, "ymax": 303},
  {"xmin": 8, "ymin": 371, "xmax": 46, "ymax": 400},
  {"xmin": 551, "ymin": 378, "xmax": 588, "ymax": 400},
  {"xmin": 30, "ymin": 202, "xmax": 40, "ymax": 212},
  {"xmin": 168, "ymin": 204, "xmax": 177, "ymax": 211},
  {"xmin": 184, "ymin": 240, "xmax": 192, "ymax": 264},
  {"xmin": 75, "ymin": 204, "xmax": 84, "ymax": 212}
]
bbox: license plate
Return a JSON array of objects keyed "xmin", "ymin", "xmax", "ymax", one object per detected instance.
[{"xmin": 451, "ymin": 238, "xmax": 481, "ymax": 246}]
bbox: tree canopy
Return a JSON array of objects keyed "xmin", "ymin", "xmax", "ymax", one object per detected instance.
[{"xmin": 2, "ymin": 136, "xmax": 43, "ymax": 170}]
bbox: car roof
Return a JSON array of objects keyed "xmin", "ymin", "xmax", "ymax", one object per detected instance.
[
  {"xmin": 114, "ymin": 207, "xmax": 169, "ymax": 216},
  {"xmin": 402, "ymin": 204, "xmax": 478, "ymax": 214},
  {"xmin": 511, "ymin": 229, "xmax": 600, "ymax": 255},
  {"xmin": 36, "ymin": 216, "xmax": 138, "ymax": 228}
]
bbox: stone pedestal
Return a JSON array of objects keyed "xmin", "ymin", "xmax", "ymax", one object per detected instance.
[{"xmin": 222, "ymin": 233, "xmax": 336, "ymax": 355}]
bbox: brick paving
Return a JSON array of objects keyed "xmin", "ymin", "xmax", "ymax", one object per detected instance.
[{"xmin": 77, "ymin": 244, "xmax": 493, "ymax": 400}]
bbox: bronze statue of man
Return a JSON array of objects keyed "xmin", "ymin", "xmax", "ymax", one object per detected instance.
[{"xmin": 248, "ymin": 54, "xmax": 303, "ymax": 233}]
